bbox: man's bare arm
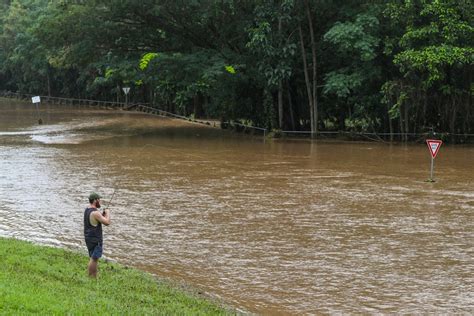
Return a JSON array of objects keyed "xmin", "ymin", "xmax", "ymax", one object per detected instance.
[{"xmin": 93, "ymin": 209, "xmax": 111, "ymax": 226}]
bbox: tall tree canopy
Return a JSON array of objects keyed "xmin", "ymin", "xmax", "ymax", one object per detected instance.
[{"xmin": 0, "ymin": 0, "xmax": 472, "ymax": 140}]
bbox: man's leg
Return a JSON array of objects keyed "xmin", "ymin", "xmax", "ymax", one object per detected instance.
[
  {"xmin": 88, "ymin": 243, "xmax": 102, "ymax": 278},
  {"xmin": 88, "ymin": 257, "xmax": 99, "ymax": 278}
]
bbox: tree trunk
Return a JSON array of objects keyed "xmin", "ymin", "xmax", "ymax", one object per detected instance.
[
  {"xmin": 278, "ymin": 16, "xmax": 283, "ymax": 129},
  {"xmin": 194, "ymin": 95, "xmax": 198, "ymax": 118},
  {"xmin": 468, "ymin": 94, "xmax": 472, "ymax": 134},
  {"xmin": 278, "ymin": 81, "xmax": 283, "ymax": 129},
  {"xmin": 404, "ymin": 101, "xmax": 409, "ymax": 141},
  {"xmin": 298, "ymin": 24, "xmax": 314, "ymax": 135},
  {"xmin": 399, "ymin": 103, "xmax": 404, "ymax": 142},
  {"xmin": 46, "ymin": 71, "xmax": 51, "ymax": 97},
  {"xmin": 338, "ymin": 105, "xmax": 345, "ymax": 131},
  {"xmin": 423, "ymin": 89, "xmax": 427, "ymax": 128},
  {"xmin": 150, "ymin": 88, "xmax": 153, "ymax": 107},
  {"xmin": 466, "ymin": 66, "xmax": 472, "ymax": 133},
  {"xmin": 450, "ymin": 98, "xmax": 457, "ymax": 139},
  {"xmin": 388, "ymin": 105, "xmax": 393, "ymax": 142},
  {"xmin": 305, "ymin": 0, "xmax": 318, "ymax": 137},
  {"xmin": 204, "ymin": 96, "xmax": 209, "ymax": 118},
  {"xmin": 287, "ymin": 87, "xmax": 295, "ymax": 131}
]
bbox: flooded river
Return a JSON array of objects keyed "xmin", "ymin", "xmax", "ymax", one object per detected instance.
[{"xmin": 1, "ymin": 99, "xmax": 473, "ymax": 314}]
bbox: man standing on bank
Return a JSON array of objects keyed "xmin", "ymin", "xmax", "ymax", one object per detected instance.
[{"xmin": 84, "ymin": 192, "xmax": 111, "ymax": 278}]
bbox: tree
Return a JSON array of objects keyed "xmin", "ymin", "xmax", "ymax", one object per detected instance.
[
  {"xmin": 1, "ymin": 0, "xmax": 472, "ymax": 141},
  {"xmin": 0, "ymin": 0, "xmax": 52, "ymax": 94},
  {"xmin": 384, "ymin": 0, "xmax": 474, "ymax": 138},
  {"xmin": 247, "ymin": 0, "xmax": 297, "ymax": 130},
  {"xmin": 323, "ymin": 4, "xmax": 385, "ymax": 134}
]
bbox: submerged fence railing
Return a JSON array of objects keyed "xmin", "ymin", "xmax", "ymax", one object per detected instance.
[
  {"xmin": 1, "ymin": 91, "xmax": 129, "ymax": 108},
  {"xmin": 2, "ymin": 91, "xmax": 471, "ymax": 142},
  {"xmin": 281, "ymin": 129, "xmax": 474, "ymax": 143},
  {"xmin": 222, "ymin": 121, "xmax": 267, "ymax": 137},
  {"xmin": 0, "ymin": 91, "xmax": 268, "ymax": 135},
  {"xmin": 127, "ymin": 103, "xmax": 222, "ymax": 128}
]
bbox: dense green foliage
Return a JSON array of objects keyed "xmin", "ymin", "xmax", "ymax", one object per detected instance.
[
  {"xmin": 0, "ymin": 237, "xmax": 231, "ymax": 314},
  {"xmin": 0, "ymin": 0, "xmax": 472, "ymax": 139}
]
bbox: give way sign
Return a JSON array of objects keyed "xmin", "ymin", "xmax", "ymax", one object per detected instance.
[{"xmin": 426, "ymin": 139, "xmax": 443, "ymax": 158}]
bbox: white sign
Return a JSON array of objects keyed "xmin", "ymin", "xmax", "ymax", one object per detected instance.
[
  {"xmin": 122, "ymin": 87, "xmax": 130, "ymax": 95},
  {"xmin": 32, "ymin": 96, "xmax": 41, "ymax": 103},
  {"xmin": 426, "ymin": 139, "xmax": 442, "ymax": 158}
]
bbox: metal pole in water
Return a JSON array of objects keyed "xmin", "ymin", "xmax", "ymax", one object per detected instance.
[
  {"xmin": 32, "ymin": 96, "xmax": 42, "ymax": 124},
  {"xmin": 123, "ymin": 87, "xmax": 130, "ymax": 108},
  {"xmin": 430, "ymin": 156, "xmax": 434, "ymax": 181},
  {"xmin": 426, "ymin": 139, "xmax": 442, "ymax": 183}
]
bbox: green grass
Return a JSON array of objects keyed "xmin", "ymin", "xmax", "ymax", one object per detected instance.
[{"xmin": 0, "ymin": 237, "xmax": 233, "ymax": 315}]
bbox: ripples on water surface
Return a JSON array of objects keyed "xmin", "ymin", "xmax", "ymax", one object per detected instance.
[{"xmin": 1, "ymin": 100, "xmax": 473, "ymax": 314}]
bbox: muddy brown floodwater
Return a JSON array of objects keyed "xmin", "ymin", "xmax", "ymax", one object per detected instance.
[{"xmin": 1, "ymin": 100, "xmax": 473, "ymax": 314}]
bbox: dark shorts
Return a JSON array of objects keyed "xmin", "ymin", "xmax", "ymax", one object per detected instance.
[{"xmin": 86, "ymin": 240, "xmax": 103, "ymax": 259}]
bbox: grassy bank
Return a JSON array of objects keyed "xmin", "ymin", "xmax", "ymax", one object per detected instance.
[{"xmin": 0, "ymin": 237, "xmax": 232, "ymax": 315}]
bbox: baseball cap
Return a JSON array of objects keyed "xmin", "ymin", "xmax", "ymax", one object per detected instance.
[{"xmin": 88, "ymin": 192, "xmax": 102, "ymax": 200}]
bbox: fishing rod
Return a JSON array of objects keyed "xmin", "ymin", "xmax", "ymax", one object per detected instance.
[
  {"xmin": 100, "ymin": 188, "xmax": 116, "ymax": 216},
  {"xmin": 104, "ymin": 189, "xmax": 116, "ymax": 210}
]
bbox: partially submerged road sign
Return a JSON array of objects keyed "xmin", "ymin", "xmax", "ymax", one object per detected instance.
[
  {"xmin": 31, "ymin": 96, "xmax": 42, "ymax": 124},
  {"xmin": 426, "ymin": 139, "xmax": 442, "ymax": 158},
  {"xmin": 426, "ymin": 139, "xmax": 443, "ymax": 181},
  {"xmin": 122, "ymin": 87, "xmax": 130, "ymax": 106}
]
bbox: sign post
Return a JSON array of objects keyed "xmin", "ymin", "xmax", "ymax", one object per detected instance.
[
  {"xmin": 426, "ymin": 139, "xmax": 442, "ymax": 182},
  {"xmin": 31, "ymin": 96, "xmax": 42, "ymax": 125},
  {"xmin": 122, "ymin": 87, "xmax": 130, "ymax": 107}
]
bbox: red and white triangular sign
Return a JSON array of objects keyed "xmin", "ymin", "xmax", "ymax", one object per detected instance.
[{"xmin": 426, "ymin": 139, "xmax": 442, "ymax": 158}]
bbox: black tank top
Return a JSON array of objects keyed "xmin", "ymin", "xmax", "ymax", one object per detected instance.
[{"xmin": 84, "ymin": 207, "xmax": 103, "ymax": 243}]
